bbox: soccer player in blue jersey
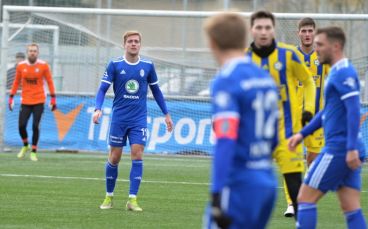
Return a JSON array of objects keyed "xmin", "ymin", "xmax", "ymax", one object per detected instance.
[
  {"xmin": 203, "ymin": 12, "xmax": 278, "ymax": 229},
  {"xmin": 246, "ymin": 10, "xmax": 316, "ymax": 219},
  {"xmin": 94, "ymin": 31, "xmax": 173, "ymax": 211},
  {"xmin": 289, "ymin": 26, "xmax": 367, "ymax": 229}
]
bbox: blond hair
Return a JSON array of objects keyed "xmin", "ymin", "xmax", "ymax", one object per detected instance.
[
  {"xmin": 123, "ymin": 31, "xmax": 142, "ymax": 44},
  {"xmin": 204, "ymin": 12, "xmax": 247, "ymax": 50}
]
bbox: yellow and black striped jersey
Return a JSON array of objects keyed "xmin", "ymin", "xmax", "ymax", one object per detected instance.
[
  {"xmin": 296, "ymin": 46, "xmax": 330, "ymax": 114},
  {"xmin": 246, "ymin": 42, "xmax": 316, "ymax": 140}
]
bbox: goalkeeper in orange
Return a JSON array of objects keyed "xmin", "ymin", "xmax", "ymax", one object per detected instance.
[{"xmin": 8, "ymin": 43, "xmax": 57, "ymax": 162}]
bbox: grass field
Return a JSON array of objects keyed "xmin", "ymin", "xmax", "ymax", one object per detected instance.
[{"xmin": 0, "ymin": 151, "xmax": 367, "ymax": 229}]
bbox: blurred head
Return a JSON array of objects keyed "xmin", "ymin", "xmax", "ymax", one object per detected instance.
[
  {"xmin": 298, "ymin": 17, "xmax": 316, "ymax": 49},
  {"xmin": 15, "ymin": 52, "xmax": 25, "ymax": 64},
  {"xmin": 314, "ymin": 26, "xmax": 346, "ymax": 65},
  {"xmin": 250, "ymin": 10, "xmax": 275, "ymax": 48},
  {"xmin": 26, "ymin": 43, "xmax": 39, "ymax": 64},
  {"xmin": 123, "ymin": 31, "xmax": 142, "ymax": 57},
  {"xmin": 204, "ymin": 12, "xmax": 247, "ymax": 54}
]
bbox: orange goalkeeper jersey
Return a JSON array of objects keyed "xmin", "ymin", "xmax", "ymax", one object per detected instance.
[{"xmin": 10, "ymin": 59, "xmax": 56, "ymax": 105}]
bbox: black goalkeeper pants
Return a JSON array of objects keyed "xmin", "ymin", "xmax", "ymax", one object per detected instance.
[{"xmin": 18, "ymin": 103, "xmax": 44, "ymax": 146}]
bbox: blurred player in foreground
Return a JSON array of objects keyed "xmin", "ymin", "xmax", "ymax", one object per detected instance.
[
  {"xmin": 94, "ymin": 31, "xmax": 173, "ymax": 212},
  {"xmin": 289, "ymin": 26, "xmax": 366, "ymax": 229},
  {"xmin": 203, "ymin": 12, "xmax": 278, "ymax": 229},
  {"xmin": 246, "ymin": 10, "xmax": 316, "ymax": 219},
  {"xmin": 9, "ymin": 43, "xmax": 57, "ymax": 162}
]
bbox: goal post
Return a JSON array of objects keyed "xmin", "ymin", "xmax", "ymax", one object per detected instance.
[{"xmin": 1, "ymin": 5, "xmax": 368, "ymax": 154}]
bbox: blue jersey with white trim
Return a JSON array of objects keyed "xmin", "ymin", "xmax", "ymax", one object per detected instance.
[
  {"xmin": 101, "ymin": 56, "xmax": 158, "ymax": 124},
  {"xmin": 211, "ymin": 57, "xmax": 279, "ymax": 170},
  {"xmin": 323, "ymin": 58, "xmax": 364, "ymax": 153}
]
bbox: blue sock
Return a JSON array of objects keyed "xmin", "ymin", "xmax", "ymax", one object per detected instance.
[
  {"xmin": 297, "ymin": 202, "xmax": 317, "ymax": 229},
  {"xmin": 105, "ymin": 161, "xmax": 118, "ymax": 195},
  {"xmin": 345, "ymin": 209, "xmax": 367, "ymax": 229},
  {"xmin": 129, "ymin": 160, "xmax": 143, "ymax": 196}
]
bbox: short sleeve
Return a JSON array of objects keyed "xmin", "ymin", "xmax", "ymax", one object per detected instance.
[
  {"xmin": 212, "ymin": 77, "xmax": 239, "ymax": 118},
  {"xmin": 148, "ymin": 63, "xmax": 159, "ymax": 85},
  {"xmin": 101, "ymin": 61, "xmax": 115, "ymax": 84},
  {"xmin": 333, "ymin": 68, "xmax": 360, "ymax": 100}
]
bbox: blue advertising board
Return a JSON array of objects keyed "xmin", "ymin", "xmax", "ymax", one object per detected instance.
[
  {"xmin": 4, "ymin": 95, "xmax": 368, "ymax": 155},
  {"xmin": 4, "ymin": 95, "xmax": 213, "ymax": 154}
]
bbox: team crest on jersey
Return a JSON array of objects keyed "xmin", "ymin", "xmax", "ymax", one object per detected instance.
[
  {"xmin": 125, "ymin": 80, "xmax": 139, "ymax": 94},
  {"xmin": 314, "ymin": 59, "xmax": 319, "ymax": 66},
  {"xmin": 274, "ymin": 61, "xmax": 283, "ymax": 71},
  {"xmin": 140, "ymin": 69, "xmax": 145, "ymax": 77},
  {"xmin": 343, "ymin": 77, "xmax": 356, "ymax": 89},
  {"xmin": 35, "ymin": 68, "xmax": 39, "ymax": 72},
  {"xmin": 214, "ymin": 91, "xmax": 229, "ymax": 108}
]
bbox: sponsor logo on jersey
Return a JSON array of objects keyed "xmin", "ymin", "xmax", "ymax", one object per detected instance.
[
  {"xmin": 274, "ymin": 61, "xmax": 283, "ymax": 71},
  {"xmin": 123, "ymin": 94, "xmax": 139, "ymax": 99},
  {"xmin": 125, "ymin": 79, "xmax": 139, "ymax": 94},
  {"xmin": 120, "ymin": 69, "xmax": 126, "ymax": 74},
  {"xmin": 140, "ymin": 69, "xmax": 145, "ymax": 77},
  {"xmin": 35, "ymin": 68, "xmax": 39, "ymax": 73}
]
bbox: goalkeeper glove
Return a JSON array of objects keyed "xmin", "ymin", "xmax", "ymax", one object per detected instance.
[
  {"xmin": 211, "ymin": 193, "xmax": 232, "ymax": 229},
  {"xmin": 49, "ymin": 95, "xmax": 57, "ymax": 111},
  {"xmin": 302, "ymin": 111, "xmax": 313, "ymax": 126},
  {"xmin": 8, "ymin": 95, "xmax": 14, "ymax": 111}
]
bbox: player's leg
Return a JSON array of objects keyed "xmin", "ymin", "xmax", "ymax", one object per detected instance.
[
  {"xmin": 126, "ymin": 126, "xmax": 147, "ymax": 211},
  {"xmin": 283, "ymin": 172, "xmax": 302, "ymax": 219},
  {"xmin": 338, "ymin": 165, "xmax": 366, "ymax": 229},
  {"xmin": 297, "ymin": 151, "xmax": 345, "ymax": 229},
  {"xmin": 17, "ymin": 104, "xmax": 32, "ymax": 158},
  {"xmin": 29, "ymin": 104, "xmax": 44, "ymax": 161},
  {"xmin": 296, "ymin": 184, "xmax": 324, "ymax": 229},
  {"xmin": 283, "ymin": 179, "xmax": 294, "ymax": 217},
  {"xmin": 273, "ymin": 141, "xmax": 304, "ymax": 220},
  {"xmin": 100, "ymin": 124, "xmax": 126, "ymax": 209}
]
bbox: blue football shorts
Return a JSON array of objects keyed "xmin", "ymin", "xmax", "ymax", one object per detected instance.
[
  {"xmin": 108, "ymin": 122, "xmax": 147, "ymax": 147},
  {"xmin": 304, "ymin": 150, "xmax": 363, "ymax": 193},
  {"xmin": 203, "ymin": 183, "xmax": 276, "ymax": 229}
]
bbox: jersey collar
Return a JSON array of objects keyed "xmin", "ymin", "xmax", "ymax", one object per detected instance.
[{"xmin": 124, "ymin": 56, "xmax": 141, "ymax": 65}]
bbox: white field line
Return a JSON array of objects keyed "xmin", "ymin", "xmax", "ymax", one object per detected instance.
[{"xmin": 0, "ymin": 173, "xmax": 366, "ymax": 192}]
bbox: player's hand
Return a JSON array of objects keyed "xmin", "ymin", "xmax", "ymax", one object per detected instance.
[
  {"xmin": 346, "ymin": 150, "xmax": 361, "ymax": 170},
  {"xmin": 211, "ymin": 193, "xmax": 231, "ymax": 229},
  {"xmin": 301, "ymin": 111, "xmax": 313, "ymax": 126},
  {"xmin": 49, "ymin": 95, "xmax": 57, "ymax": 111},
  {"xmin": 288, "ymin": 133, "xmax": 304, "ymax": 151},
  {"xmin": 8, "ymin": 95, "xmax": 14, "ymax": 111},
  {"xmin": 165, "ymin": 113, "xmax": 174, "ymax": 132},
  {"xmin": 93, "ymin": 109, "xmax": 102, "ymax": 124}
]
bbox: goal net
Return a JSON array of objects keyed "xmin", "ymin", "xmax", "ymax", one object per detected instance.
[{"xmin": 1, "ymin": 6, "xmax": 367, "ymax": 154}]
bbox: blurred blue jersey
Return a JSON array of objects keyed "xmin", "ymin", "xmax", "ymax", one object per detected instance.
[
  {"xmin": 322, "ymin": 58, "xmax": 365, "ymax": 155},
  {"xmin": 211, "ymin": 57, "xmax": 279, "ymax": 192},
  {"xmin": 101, "ymin": 56, "xmax": 158, "ymax": 125}
]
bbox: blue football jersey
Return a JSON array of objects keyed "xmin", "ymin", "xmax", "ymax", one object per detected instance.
[
  {"xmin": 211, "ymin": 57, "xmax": 279, "ymax": 171},
  {"xmin": 323, "ymin": 58, "xmax": 365, "ymax": 155},
  {"xmin": 101, "ymin": 56, "xmax": 158, "ymax": 124}
]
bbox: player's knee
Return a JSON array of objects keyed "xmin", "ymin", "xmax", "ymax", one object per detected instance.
[
  {"xmin": 339, "ymin": 198, "xmax": 361, "ymax": 212},
  {"xmin": 131, "ymin": 150, "xmax": 143, "ymax": 160},
  {"xmin": 109, "ymin": 148, "xmax": 122, "ymax": 164}
]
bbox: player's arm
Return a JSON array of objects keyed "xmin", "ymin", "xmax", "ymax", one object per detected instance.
[
  {"xmin": 288, "ymin": 111, "xmax": 323, "ymax": 151},
  {"xmin": 210, "ymin": 81, "xmax": 239, "ymax": 228},
  {"xmin": 336, "ymin": 70, "xmax": 361, "ymax": 169},
  {"xmin": 148, "ymin": 63, "xmax": 173, "ymax": 132},
  {"xmin": 44, "ymin": 64, "xmax": 57, "ymax": 111},
  {"xmin": 93, "ymin": 62, "xmax": 114, "ymax": 124},
  {"xmin": 8, "ymin": 66, "xmax": 22, "ymax": 111},
  {"xmin": 291, "ymin": 50, "xmax": 316, "ymax": 125}
]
